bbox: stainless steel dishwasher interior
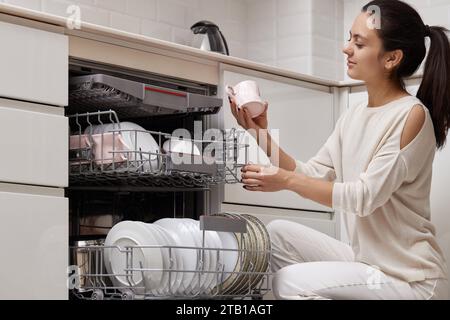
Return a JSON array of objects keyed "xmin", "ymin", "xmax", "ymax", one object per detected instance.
[
  {"xmin": 65, "ymin": 60, "xmax": 270, "ymax": 300},
  {"xmin": 66, "ymin": 59, "xmax": 218, "ymax": 240}
]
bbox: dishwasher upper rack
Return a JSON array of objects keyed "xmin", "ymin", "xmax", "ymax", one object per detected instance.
[
  {"xmin": 69, "ymin": 74, "xmax": 223, "ymax": 118},
  {"xmin": 68, "ymin": 110, "xmax": 249, "ymax": 189},
  {"xmin": 69, "ymin": 215, "xmax": 272, "ymax": 300}
]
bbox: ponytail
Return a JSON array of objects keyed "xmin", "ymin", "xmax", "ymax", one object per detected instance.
[
  {"xmin": 417, "ymin": 26, "xmax": 450, "ymax": 149},
  {"xmin": 362, "ymin": 0, "xmax": 450, "ymax": 149}
]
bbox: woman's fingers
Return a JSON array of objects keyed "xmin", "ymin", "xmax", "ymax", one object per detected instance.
[
  {"xmin": 241, "ymin": 178, "xmax": 261, "ymax": 185},
  {"xmin": 236, "ymin": 107, "xmax": 248, "ymax": 128},
  {"xmin": 228, "ymin": 97, "xmax": 238, "ymax": 119},
  {"xmin": 263, "ymin": 101, "xmax": 269, "ymax": 114},
  {"xmin": 243, "ymin": 108, "xmax": 255, "ymax": 128},
  {"xmin": 241, "ymin": 171, "xmax": 262, "ymax": 180},
  {"xmin": 241, "ymin": 164, "xmax": 263, "ymax": 173},
  {"xmin": 243, "ymin": 185, "xmax": 263, "ymax": 192}
]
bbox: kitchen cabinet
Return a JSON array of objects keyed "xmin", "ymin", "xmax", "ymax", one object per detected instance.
[
  {"xmin": 0, "ymin": 20, "xmax": 68, "ymax": 107},
  {"xmin": 221, "ymin": 68, "xmax": 336, "ymax": 213},
  {"xmin": 0, "ymin": 187, "xmax": 68, "ymax": 300},
  {"xmin": 0, "ymin": 99, "xmax": 68, "ymax": 188}
]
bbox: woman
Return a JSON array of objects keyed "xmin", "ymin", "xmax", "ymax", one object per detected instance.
[{"xmin": 229, "ymin": 0, "xmax": 449, "ymax": 300}]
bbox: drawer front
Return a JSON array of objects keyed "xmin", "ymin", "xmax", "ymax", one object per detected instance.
[
  {"xmin": 0, "ymin": 21, "xmax": 68, "ymax": 106},
  {"xmin": 221, "ymin": 203, "xmax": 336, "ymax": 238},
  {"xmin": 0, "ymin": 104, "xmax": 68, "ymax": 187},
  {"xmin": 0, "ymin": 190, "xmax": 68, "ymax": 300}
]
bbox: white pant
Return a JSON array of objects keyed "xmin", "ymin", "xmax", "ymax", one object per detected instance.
[{"xmin": 267, "ymin": 220, "xmax": 449, "ymax": 300}]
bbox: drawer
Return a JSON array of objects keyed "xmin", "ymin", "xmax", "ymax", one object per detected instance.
[
  {"xmin": 0, "ymin": 21, "xmax": 68, "ymax": 106},
  {"xmin": 0, "ymin": 188, "xmax": 68, "ymax": 300},
  {"xmin": 221, "ymin": 203, "xmax": 336, "ymax": 238},
  {"xmin": 0, "ymin": 103, "xmax": 68, "ymax": 187}
]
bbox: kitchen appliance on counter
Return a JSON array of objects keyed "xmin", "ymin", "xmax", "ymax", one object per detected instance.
[
  {"xmin": 190, "ymin": 20, "xmax": 229, "ymax": 56},
  {"xmin": 66, "ymin": 59, "xmax": 271, "ymax": 300}
]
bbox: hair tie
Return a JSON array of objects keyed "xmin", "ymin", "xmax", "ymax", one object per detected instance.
[{"xmin": 425, "ymin": 25, "xmax": 432, "ymax": 37}]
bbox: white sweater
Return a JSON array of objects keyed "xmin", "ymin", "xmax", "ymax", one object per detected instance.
[{"xmin": 295, "ymin": 95, "xmax": 448, "ymax": 282}]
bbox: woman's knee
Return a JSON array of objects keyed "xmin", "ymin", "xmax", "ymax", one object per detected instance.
[
  {"xmin": 272, "ymin": 263, "xmax": 328, "ymax": 300},
  {"xmin": 266, "ymin": 219, "xmax": 290, "ymax": 238}
]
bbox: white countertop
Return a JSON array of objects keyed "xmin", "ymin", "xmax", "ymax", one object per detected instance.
[{"xmin": 2, "ymin": 2, "xmax": 403, "ymax": 88}]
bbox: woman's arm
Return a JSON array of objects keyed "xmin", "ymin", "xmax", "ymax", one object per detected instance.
[
  {"xmin": 241, "ymin": 164, "xmax": 333, "ymax": 208},
  {"xmin": 229, "ymin": 98, "xmax": 297, "ymax": 172},
  {"xmin": 253, "ymin": 129, "xmax": 297, "ymax": 172}
]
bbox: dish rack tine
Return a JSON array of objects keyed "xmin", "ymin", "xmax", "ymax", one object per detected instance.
[{"xmin": 75, "ymin": 113, "xmax": 81, "ymax": 134}]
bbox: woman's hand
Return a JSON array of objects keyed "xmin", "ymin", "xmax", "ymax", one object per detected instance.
[
  {"xmin": 241, "ymin": 164, "xmax": 294, "ymax": 192},
  {"xmin": 228, "ymin": 96, "xmax": 268, "ymax": 133}
]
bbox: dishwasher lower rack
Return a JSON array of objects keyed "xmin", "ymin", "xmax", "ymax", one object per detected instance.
[
  {"xmin": 68, "ymin": 110, "xmax": 249, "ymax": 189},
  {"xmin": 69, "ymin": 215, "xmax": 273, "ymax": 300}
]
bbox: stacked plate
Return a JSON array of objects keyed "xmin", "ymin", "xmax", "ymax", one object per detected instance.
[
  {"xmin": 211, "ymin": 213, "xmax": 271, "ymax": 295},
  {"xmin": 103, "ymin": 215, "xmax": 270, "ymax": 297}
]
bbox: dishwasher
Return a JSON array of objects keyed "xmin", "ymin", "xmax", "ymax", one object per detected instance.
[{"xmin": 66, "ymin": 59, "xmax": 272, "ymax": 300}]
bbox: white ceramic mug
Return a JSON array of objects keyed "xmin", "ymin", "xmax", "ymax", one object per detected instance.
[{"xmin": 226, "ymin": 80, "xmax": 266, "ymax": 118}]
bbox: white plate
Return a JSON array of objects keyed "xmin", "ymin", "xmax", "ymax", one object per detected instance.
[
  {"xmin": 141, "ymin": 223, "xmax": 183, "ymax": 296},
  {"xmin": 153, "ymin": 223, "xmax": 184, "ymax": 295},
  {"xmin": 154, "ymin": 218, "xmax": 197, "ymax": 294},
  {"xmin": 216, "ymin": 231, "xmax": 239, "ymax": 283},
  {"xmin": 190, "ymin": 220, "xmax": 223, "ymax": 292},
  {"xmin": 181, "ymin": 218, "xmax": 211, "ymax": 293},
  {"xmin": 104, "ymin": 221, "xmax": 163, "ymax": 294}
]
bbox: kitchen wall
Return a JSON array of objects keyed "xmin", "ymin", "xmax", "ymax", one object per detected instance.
[
  {"xmin": 0, "ymin": 0, "xmax": 249, "ymax": 59},
  {"xmin": 0, "ymin": 0, "xmax": 344, "ymax": 80},
  {"xmin": 246, "ymin": 0, "xmax": 344, "ymax": 80}
]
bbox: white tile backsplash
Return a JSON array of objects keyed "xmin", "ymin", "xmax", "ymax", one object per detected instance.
[
  {"xmin": 247, "ymin": 40, "xmax": 277, "ymax": 63},
  {"xmin": 4, "ymin": 0, "xmax": 41, "ymax": 10},
  {"xmin": 41, "ymin": 0, "xmax": 72, "ymax": 17},
  {"xmin": 2, "ymin": 0, "xmax": 450, "ymax": 80},
  {"xmin": 277, "ymin": 14, "xmax": 312, "ymax": 37},
  {"xmin": 157, "ymin": 0, "xmax": 186, "ymax": 28},
  {"xmin": 126, "ymin": 0, "xmax": 156, "ymax": 20},
  {"xmin": 276, "ymin": 0, "xmax": 311, "ymax": 17},
  {"xmin": 110, "ymin": 11, "xmax": 140, "ymax": 34},
  {"xmin": 277, "ymin": 35, "xmax": 311, "ymax": 59},
  {"xmin": 95, "ymin": 0, "xmax": 126, "ymax": 13},
  {"xmin": 141, "ymin": 18, "xmax": 171, "ymax": 41}
]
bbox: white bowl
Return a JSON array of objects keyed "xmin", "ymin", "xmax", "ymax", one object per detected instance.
[
  {"xmin": 163, "ymin": 138, "xmax": 201, "ymax": 156},
  {"xmin": 85, "ymin": 122, "xmax": 162, "ymax": 171}
]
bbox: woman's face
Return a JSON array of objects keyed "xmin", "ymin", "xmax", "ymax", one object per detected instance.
[{"xmin": 343, "ymin": 12, "xmax": 388, "ymax": 82}]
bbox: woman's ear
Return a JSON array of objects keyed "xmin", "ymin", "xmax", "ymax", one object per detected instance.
[{"xmin": 384, "ymin": 49, "xmax": 404, "ymax": 70}]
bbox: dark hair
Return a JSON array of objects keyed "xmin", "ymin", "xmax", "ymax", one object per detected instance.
[{"xmin": 362, "ymin": 0, "xmax": 450, "ymax": 149}]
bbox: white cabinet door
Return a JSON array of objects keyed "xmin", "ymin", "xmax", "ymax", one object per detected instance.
[
  {"xmin": 0, "ymin": 190, "xmax": 68, "ymax": 300},
  {"xmin": 222, "ymin": 70, "xmax": 335, "ymax": 212},
  {"xmin": 0, "ymin": 102, "xmax": 68, "ymax": 187},
  {"xmin": 0, "ymin": 21, "xmax": 68, "ymax": 107}
]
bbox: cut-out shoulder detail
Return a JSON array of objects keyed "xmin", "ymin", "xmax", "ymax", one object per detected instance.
[{"xmin": 400, "ymin": 104, "xmax": 426, "ymax": 150}]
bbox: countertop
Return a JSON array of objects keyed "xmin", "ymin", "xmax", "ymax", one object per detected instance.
[{"xmin": 0, "ymin": 2, "xmax": 366, "ymax": 88}]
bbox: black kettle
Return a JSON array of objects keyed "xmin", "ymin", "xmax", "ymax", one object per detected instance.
[{"xmin": 190, "ymin": 21, "xmax": 229, "ymax": 56}]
